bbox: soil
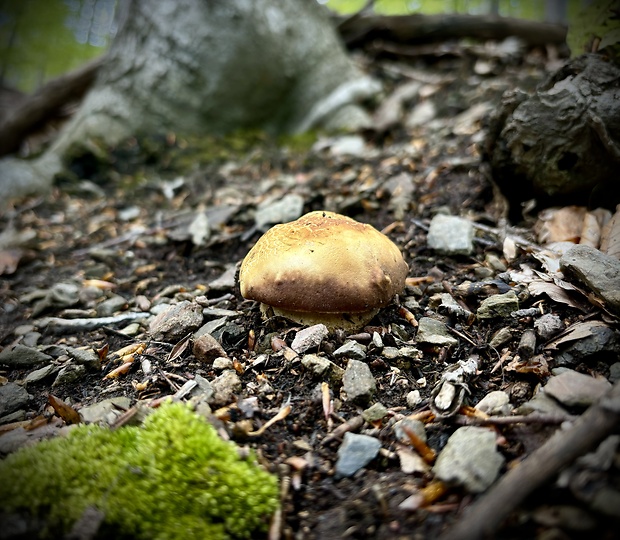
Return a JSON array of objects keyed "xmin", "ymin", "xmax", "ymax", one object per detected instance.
[{"xmin": 1, "ymin": 40, "xmax": 619, "ymax": 539}]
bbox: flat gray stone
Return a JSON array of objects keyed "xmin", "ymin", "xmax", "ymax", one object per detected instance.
[
  {"xmin": 0, "ymin": 344, "xmax": 53, "ymax": 368},
  {"xmin": 301, "ymin": 354, "xmax": 331, "ymax": 376},
  {"xmin": 79, "ymin": 397, "xmax": 132, "ymax": 424},
  {"xmin": 335, "ymin": 432, "xmax": 382, "ymax": 478},
  {"xmin": 66, "ymin": 347, "xmax": 101, "ymax": 370},
  {"xmin": 560, "ymin": 244, "xmax": 620, "ymax": 315},
  {"xmin": 516, "ymin": 391, "xmax": 570, "ymax": 416},
  {"xmin": 342, "ymin": 359, "xmax": 376, "ymax": 403},
  {"xmin": 427, "ymin": 214, "xmax": 474, "ymax": 255},
  {"xmin": 544, "ymin": 370, "xmax": 611, "ymax": 408},
  {"xmin": 433, "ymin": 426, "xmax": 505, "ymax": 492},
  {"xmin": 333, "ymin": 340, "xmax": 367, "ymax": 360},
  {"xmin": 149, "ymin": 300, "xmax": 203, "ymax": 342},
  {"xmin": 210, "ymin": 369, "xmax": 242, "ymax": 406},
  {"xmin": 416, "ymin": 317, "xmax": 458, "ymax": 348},
  {"xmin": 291, "ymin": 324, "xmax": 329, "ymax": 354},
  {"xmin": 0, "ymin": 382, "xmax": 29, "ymax": 417},
  {"xmin": 255, "ymin": 193, "xmax": 304, "ymax": 230},
  {"xmin": 96, "ymin": 294, "xmax": 128, "ymax": 317},
  {"xmin": 24, "ymin": 364, "xmax": 60, "ymax": 384},
  {"xmin": 477, "ymin": 291, "xmax": 519, "ymax": 319}
]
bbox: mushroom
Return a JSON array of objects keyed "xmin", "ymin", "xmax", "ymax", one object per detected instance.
[{"xmin": 239, "ymin": 211, "xmax": 409, "ymax": 330}]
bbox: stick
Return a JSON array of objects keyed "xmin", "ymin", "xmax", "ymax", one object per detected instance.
[{"xmin": 438, "ymin": 380, "xmax": 620, "ymax": 540}]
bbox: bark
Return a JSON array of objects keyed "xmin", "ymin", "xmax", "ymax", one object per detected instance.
[
  {"xmin": 485, "ymin": 53, "xmax": 620, "ymax": 216},
  {"xmin": 337, "ymin": 13, "xmax": 567, "ymax": 48}
]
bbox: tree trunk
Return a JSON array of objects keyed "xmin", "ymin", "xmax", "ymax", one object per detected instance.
[{"xmin": 0, "ymin": 0, "xmax": 378, "ymax": 202}]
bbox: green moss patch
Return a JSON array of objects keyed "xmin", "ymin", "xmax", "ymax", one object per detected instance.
[{"xmin": 0, "ymin": 402, "xmax": 279, "ymax": 539}]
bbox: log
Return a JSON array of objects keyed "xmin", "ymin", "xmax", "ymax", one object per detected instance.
[{"xmin": 337, "ymin": 13, "xmax": 567, "ymax": 48}]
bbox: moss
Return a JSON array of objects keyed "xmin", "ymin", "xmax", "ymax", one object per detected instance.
[{"xmin": 0, "ymin": 402, "xmax": 279, "ymax": 539}]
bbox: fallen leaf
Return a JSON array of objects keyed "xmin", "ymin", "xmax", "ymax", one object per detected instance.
[
  {"xmin": 0, "ymin": 248, "xmax": 23, "ymax": 275},
  {"xmin": 544, "ymin": 320, "xmax": 612, "ymax": 349},
  {"xmin": 600, "ymin": 204, "xmax": 620, "ymax": 260},
  {"xmin": 48, "ymin": 394, "xmax": 81, "ymax": 425},
  {"xmin": 535, "ymin": 206, "xmax": 586, "ymax": 244}
]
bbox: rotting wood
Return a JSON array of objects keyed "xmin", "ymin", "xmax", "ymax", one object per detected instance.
[{"xmin": 438, "ymin": 380, "xmax": 620, "ymax": 540}]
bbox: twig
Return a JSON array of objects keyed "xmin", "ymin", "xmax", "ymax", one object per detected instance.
[
  {"xmin": 438, "ymin": 380, "xmax": 620, "ymax": 540},
  {"xmin": 37, "ymin": 312, "xmax": 150, "ymax": 333}
]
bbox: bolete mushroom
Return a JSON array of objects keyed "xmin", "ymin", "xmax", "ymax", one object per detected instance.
[{"xmin": 239, "ymin": 211, "xmax": 409, "ymax": 330}]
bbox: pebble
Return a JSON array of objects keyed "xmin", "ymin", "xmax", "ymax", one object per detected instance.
[
  {"xmin": 254, "ymin": 194, "xmax": 305, "ymax": 230},
  {"xmin": 560, "ymin": 244, "xmax": 620, "ymax": 315},
  {"xmin": 0, "ymin": 344, "xmax": 53, "ymax": 368},
  {"xmin": 52, "ymin": 364, "xmax": 86, "ymax": 387},
  {"xmin": 79, "ymin": 397, "xmax": 132, "ymax": 424},
  {"xmin": 189, "ymin": 374, "xmax": 215, "ymax": 403},
  {"xmin": 476, "ymin": 291, "xmax": 519, "ymax": 319},
  {"xmin": 433, "ymin": 426, "xmax": 505, "ymax": 492},
  {"xmin": 609, "ymin": 362, "xmax": 620, "ymax": 383},
  {"xmin": 65, "ymin": 347, "xmax": 101, "ymax": 371},
  {"xmin": 489, "ymin": 327, "xmax": 513, "ymax": 349},
  {"xmin": 192, "ymin": 333, "xmax": 228, "ymax": 363},
  {"xmin": 149, "ymin": 300, "xmax": 203, "ymax": 342},
  {"xmin": 362, "ymin": 402, "xmax": 388, "ymax": 423},
  {"xmin": 301, "ymin": 354, "xmax": 331, "ymax": 376},
  {"xmin": 291, "ymin": 324, "xmax": 329, "ymax": 354},
  {"xmin": 394, "ymin": 417, "xmax": 427, "ymax": 444},
  {"xmin": 328, "ymin": 135, "xmax": 366, "ymax": 157},
  {"xmin": 534, "ymin": 313, "xmax": 564, "ymax": 341},
  {"xmin": 20, "ymin": 332, "xmax": 42, "ymax": 348},
  {"xmin": 406, "ymin": 100, "xmax": 437, "ymax": 128},
  {"xmin": 406, "ymin": 390, "xmax": 422, "ymax": 409},
  {"xmin": 475, "ymin": 390, "xmax": 512, "ymax": 416},
  {"xmin": 554, "ymin": 322, "xmax": 620, "ymax": 366},
  {"xmin": 335, "ymin": 432, "xmax": 382, "ymax": 478},
  {"xmin": 543, "ymin": 370, "xmax": 611, "ymax": 408},
  {"xmin": 0, "ymin": 382, "xmax": 29, "ymax": 417},
  {"xmin": 516, "ymin": 391, "xmax": 570, "ymax": 416},
  {"xmin": 210, "ymin": 370, "xmax": 242, "ymax": 406},
  {"xmin": 96, "ymin": 294, "xmax": 128, "ymax": 317},
  {"xmin": 333, "ymin": 340, "xmax": 367, "ymax": 360},
  {"xmin": 415, "ymin": 318, "xmax": 458, "ymax": 349},
  {"xmin": 212, "ymin": 357, "xmax": 233, "ymax": 371},
  {"xmin": 24, "ymin": 364, "xmax": 61, "ymax": 384},
  {"xmin": 208, "ymin": 265, "xmax": 237, "ymax": 290},
  {"xmin": 342, "ymin": 359, "xmax": 376, "ymax": 403},
  {"xmin": 518, "ymin": 329, "xmax": 537, "ymax": 358},
  {"xmin": 427, "ymin": 214, "xmax": 474, "ymax": 255}
]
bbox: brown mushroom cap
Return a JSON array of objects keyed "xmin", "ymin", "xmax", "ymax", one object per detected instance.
[{"xmin": 239, "ymin": 211, "xmax": 408, "ymax": 321}]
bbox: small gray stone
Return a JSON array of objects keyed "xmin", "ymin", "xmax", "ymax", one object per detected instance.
[
  {"xmin": 394, "ymin": 417, "xmax": 427, "ymax": 444},
  {"xmin": 192, "ymin": 333, "xmax": 228, "ymax": 363},
  {"xmin": 149, "ymin": 300, "xmax": 203, "ymax": 342},
  {"xmin": 416, "ymin": 318, "xmax": 458, "ymax": 348},
  {"xmin": 329, "ymin": 135, "xmax": 366, "ymax": 157},
  {"xmin": 0, "ymin": 344, "xmax": 52, "ymax": 368},
  {"xmin": 489, "ymin": 327, "xmax": 513, "ymax": 349},
  {"xmin": 291, "ymin": 324, "xmax": 329, "ymax": 354},
  {"xmin": 342, "ymin": 359, "xmax": 376, "ymax": 403},
  {"xmin": 427, "ymin": 214, "xmax": 474, "ymax": 255},
  {"xmin": 534, "ymin": 313, "xmax": 564, "ymax": 341},
  {"xmin": 24, "ymin": 364, "xmax": 61, "ymax": 384},
  {"xmin": 560, "ymin": 245, "xmax": 620, "ymax": 315},
  {"xmin": 406, "ymin": 390, "xmax": 422, "ymax": 409},
  {"xmin": 0, "ymin": 382, "xmax": 29, "ymax": 417},
  {"xmin": 554, "ymin": 322, "xmax": 620, "ymax": 366},
  {"xmin": 21, "ymin": 332, "xmax": 42, "ymax": 347},
  {"xmin": 66, "ymin": 347, "xmax": 101, "ymax": 370},
  {"xmin": 208, "ymin": 265, "xmax": 237, "ymax": 291},
  {"xmin": 189, "ymin": 374, "xmax": 215, "ymax": 402},
  {"xmin": 301, "ymin": 354, "xmax": 331, "ymax": 376},
  {"xmin": 544, "ymin": 370, "xmax": 611, "ymax": 408},
  {"xmin": 335, "ymin": 432, "xmax": 382, "ymax": 478},
  {"xmin": 362, "ymin": 402, "xmax": 388, "ymax": 423},
  {"xmin": 609, "ymin": 362, "xmax": 620, "ymax": 384},
  {"xmin": 333, "ymin": 340, "xmax": 367, "ymax": 360},
  {"xmin": 96, "ymin": 294, "xmax": 128, "ymax": 317},
  {"xmin": 433, "ymin": 426, "xmax": 505, "ymax": 492},
  {"xmin": 255, "ymin": 193, "xmax": 304, "ymax": 230},
  {"xmin": 52, "ymin": 364, "xmax": 86, "ymax": 387},
  {"xmin": 212, "ymin": 357, "xmax": 233, "ymax": 371},
  {"xmin": 79, "ymin": 397, "xmax": 132, "ymax": 424},
  {"xmin": 210, "ymin": 370, "xmax": 242, "ymax": 406},
  {"xmin": 516, "ymin": 391, "xmax": 569, "ymax": 416},
  {"xmin": 475, "ymin": 391, "xmax": 512, "ymax": 416},
  {"xmin": 477, "ymin": 291, "xmax": 519, "ymax": 319}
]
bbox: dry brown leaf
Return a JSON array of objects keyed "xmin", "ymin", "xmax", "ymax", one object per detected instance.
[
  {"xmin": 535, "ymin": 206, "xmax": 586, "ymax": 244},
  {"xmin": 600, "ymin": 204, "xmax": 620, "ymax": 260},
  {"xmin": 48, "ymin": 394, "xmax": 81, "ymax": 425},
  {"xmin": 527, "ymin": 280, "xmax": 588, "ymax": 311},
  {"xmin": 579, "ymin": 212, "xmax": 601, "ymax": 248}
]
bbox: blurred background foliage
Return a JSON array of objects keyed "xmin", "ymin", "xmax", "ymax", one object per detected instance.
[{"xmin": 0, "ymin": 0, "xmax": 603, "ymax": 94}]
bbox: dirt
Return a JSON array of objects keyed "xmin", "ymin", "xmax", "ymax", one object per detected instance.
[{"xmin": 1, "ymin": 40, "xmax": 619, "ymax": 540}]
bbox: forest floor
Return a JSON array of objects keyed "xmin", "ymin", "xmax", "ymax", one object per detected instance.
[{"xmin": 1, "ymin": 39, "xmax": 619, "ymax": 539}]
